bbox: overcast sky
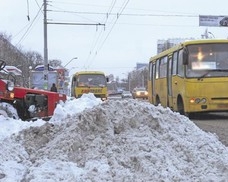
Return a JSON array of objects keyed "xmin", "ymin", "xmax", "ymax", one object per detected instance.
[{"xmin": 1, "ymin": 0, "xmax": 228, "ymax": 79}]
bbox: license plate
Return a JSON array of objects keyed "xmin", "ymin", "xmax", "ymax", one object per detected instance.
[{"xmin": 217, "ymin": 104, "xmax": 228, "ymax": 108}]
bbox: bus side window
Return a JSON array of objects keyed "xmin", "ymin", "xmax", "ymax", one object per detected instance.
[
  {"xmin": 172, "ymin": 51, "xmax": 178, "ymax": 75},
  {"xmin": 177, "ymin": 49, "xmax": 184, "ymax": 77},
  {"xmin": 149, "ymin": 62, "xmax": 153, "ymax": 80},
  {"xmin": 155, "ymin": 59, "xmax": 160, "ymax": 79},
  {"xmin": 160, "ymin": 56, "xmax": 167, "ymax": 78}
]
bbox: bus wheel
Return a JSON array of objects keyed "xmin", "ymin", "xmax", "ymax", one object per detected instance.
[
  {"xmin": 0, "ymin": 102, "xmax": 19, "ymax": 120},
  {"xmin": 155, "ymin": 96, "xmax": 160, "ymax": 106},
  {"xmin": 177, "ymin": 97, "xmax": 186, "ymax": 115},
  {"xmin": 177, "ymin": 97, "xmax": 192, "ymax": 118}
]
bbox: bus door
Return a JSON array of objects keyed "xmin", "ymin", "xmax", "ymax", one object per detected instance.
[
  {"xmin": 171, "ymin": 51, "xmax": 180, "ymax": 111},
  {"xmin": 167, "ymin": 56, "xmax": 173, "ymax": 109},
  {"xmin": 152, "ymin": 63, "xmax": 156, "ymax": 103}
]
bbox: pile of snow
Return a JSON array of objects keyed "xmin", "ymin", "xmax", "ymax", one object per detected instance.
[{"xmin": 0, "ymin": 93, "xmax": 228, "ymax": 181}]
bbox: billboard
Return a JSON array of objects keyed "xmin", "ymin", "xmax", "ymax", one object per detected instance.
[
  {"xmin": 199, "ymin": 15, "xmax": 228, "ymax": 27},
  {"xmin": 30, "ymin": 71, "xmax": 58, "ymax": 90}
]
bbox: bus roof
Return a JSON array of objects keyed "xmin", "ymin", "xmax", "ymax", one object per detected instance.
[
  {"xmin": 150, "ymin": 39, "xmax": 228, "ymax": 62},
  {"xmin": 73, "ymin": 71, "xmax": 105, "ymax": 76}
]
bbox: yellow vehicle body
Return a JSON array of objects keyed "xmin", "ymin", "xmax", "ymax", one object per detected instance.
[
  {"xmin": 148, "ymin": 39, "xmax": 228, "ymax": 117},
  {"xmin": 71, "ymin": 71, "xmax": 108, "ymax": 100}
]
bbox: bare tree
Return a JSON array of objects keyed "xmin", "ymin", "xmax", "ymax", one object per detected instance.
[
  {"xmin": 25, "ymin": 51, "xmax": 43, "ymax": 68},
  {"xmin": 49, "ymin": 59, "xmax": 62, "ymax": 67}
]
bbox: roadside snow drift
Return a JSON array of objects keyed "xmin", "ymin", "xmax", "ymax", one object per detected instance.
[{"xmin": 0, "ymin": 94, "xmax": 228, "ymax": 181}]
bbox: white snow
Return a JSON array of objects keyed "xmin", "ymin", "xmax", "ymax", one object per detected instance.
[{"xmin": 0, "ymin": 93, "xmax": 228, "ymax": 181}]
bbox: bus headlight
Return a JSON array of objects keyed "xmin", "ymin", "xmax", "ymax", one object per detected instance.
[
  {"xmin": 190, "ymin": 98, "xmax": 207, "ymax": 104},
  {"xmin": 7, "ymin": 81, "xmax": 14, "ymax": 91},
  {"xmin": 194, "ymin": 98, "xmax": 201, "ymax": 104},
  {"xmin": 201, "ymin": 98, "xmax": 207, "ymax": 104}
]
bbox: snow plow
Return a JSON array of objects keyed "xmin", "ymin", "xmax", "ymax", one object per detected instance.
[{"xmin": 0, "ymin": 59, "xmax": 67, "ymax": 121}]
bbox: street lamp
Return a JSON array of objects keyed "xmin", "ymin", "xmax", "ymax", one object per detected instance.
[
  {"xmin": 128, "ymin": 73, "xmax": 131, "ymax": 91},
  {"xmin": 64, "ymin": 57, "xmax": 78, "ymax": 68},
  {"xmin": 122, "ymin": 73, "xmax": 131, "ymax": 91}
]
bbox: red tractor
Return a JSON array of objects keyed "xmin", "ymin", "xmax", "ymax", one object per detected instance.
[{"xmin": 0, "ymin": 59, "xmax": 67, "ymax": 121}]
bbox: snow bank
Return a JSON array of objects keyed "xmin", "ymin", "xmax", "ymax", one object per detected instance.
[{"xmin": 0, "ymin": 98, "xmax": 228, "ymax": 181}]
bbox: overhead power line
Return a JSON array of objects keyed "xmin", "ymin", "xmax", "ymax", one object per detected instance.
[
  {"xmin": 95, "ymin": 0, "xmax": 130, "ymax": 53},
  {"xmin": 49, "ymin": 10, "xmax": 198, "ymax": 18},
  {"xmin": 15, "ymin": 3, "xmax": 43, "ymax": 46},
  {"xmin": 85, "ymin": 0, "xmax": 130, "ymax": 69},
  {"xmin": 84, "ymin": 0, "xmax": 117, "ymax": 68},
  {"xmin": 47, "ymin": 22, "xmax": 105, "ymax": 26}
]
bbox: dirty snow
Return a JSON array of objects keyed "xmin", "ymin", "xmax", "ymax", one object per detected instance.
[{"xmin": 0, "ymin": 93, "xmax": 228, "ymax": 181}]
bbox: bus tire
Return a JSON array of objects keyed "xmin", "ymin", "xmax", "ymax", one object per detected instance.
[
  {"xmin": 177, "ymin": 96, "xmax": 193, "ymax": 118},
  {"xmin": 155, "ymin": 95, "xmax": 160, "ymax": 106},
  {"xmin": 177, "ymin": 96, "xmax": 188, "ymax": 116}
]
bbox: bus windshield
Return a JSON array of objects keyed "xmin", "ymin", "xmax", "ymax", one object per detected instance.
[
  {"xmin": 77, "ymin": 74, "xmax": 107, "ymax": 87},
  {"xmin": 186, "ymin": 43, "xmax": 228, "ymax": 78}
]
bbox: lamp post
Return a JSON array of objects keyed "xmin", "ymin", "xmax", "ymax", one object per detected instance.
[
  {"xmin": 141, "ymin": 72, "xmax": 144, "ymax": 88},
  {"xmin": 43, "ymin": 0, "xmax": 48, "ymax": 90},
  {"xmin": 122, "ymin": 73, "xmax": 131, "ymax": 91},
  {"xmin": 64, "ymin": 57, "xmax": 78, "ymax": 68},
  {"xmin": 128, "ymin": 73, "xmax": 131, "ymax": 91}
]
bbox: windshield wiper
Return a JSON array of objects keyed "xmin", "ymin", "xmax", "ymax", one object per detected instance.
[{"xmin": 197, "ymin": 69, "xmax": 228, "ymax": 80}]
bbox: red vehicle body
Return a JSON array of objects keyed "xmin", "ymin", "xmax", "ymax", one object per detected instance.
[{"xmin": 0, "ymin": 60, "xmax": 67, "ymax": 121}]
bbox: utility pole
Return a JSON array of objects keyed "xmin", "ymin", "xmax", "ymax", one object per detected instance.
[
  {"xmin": 43, "ymin": 0, "xmax": 48, "ymax": 90},
  {"xmin": 128, "ymin": 73, "xmax": 131, "ymax": 91},
  {"xmin": 42, "ymin": 0, "xmax": 105, "ymax": 90}
]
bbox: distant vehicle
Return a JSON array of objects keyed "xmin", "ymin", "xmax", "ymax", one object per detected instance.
[
  {"xmin": 121, "ymin": 91, "xmax": 133, "ymax": 99},
  {"xmin": 0, "ymin": 59, "xmax": 67, "ymax": 121},
  {"xmin": 219, "ymin": 17, "xmax": 228, "ymax": 26},
  {"xmin": 117, "ymin": 88, "xmax": 124, "ymax": 94},
  {"xmin": 132, "ymin": 87, "xmax": 148, "ymax": 99},
  {"xmin": 71, "ymin": 71, "xmax": 109, "ymax": 101}
]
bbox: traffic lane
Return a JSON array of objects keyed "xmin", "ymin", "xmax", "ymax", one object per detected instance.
[
  {"xmin": 108, "ymin": 94, "xmax": 122, "ymax": 100},
  {"xmin": 107, "ymin": 98, "xmax": 228, "ymax": 147},
  {"xmin": 108, "ymin": 95, "xmax": 149, "ymax": 101},
  {"xmin": 191, "ymin": 112, "xmax": 228, "ymax": 147}
]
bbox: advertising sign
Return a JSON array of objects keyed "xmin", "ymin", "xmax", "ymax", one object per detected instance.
[
  {"xmin": 30, "ymin": 71, "xmax": 58, "ymax": 90},
  {"xmin": 199, "ymin": 15, "xmax": 228, "ymax": 27}
]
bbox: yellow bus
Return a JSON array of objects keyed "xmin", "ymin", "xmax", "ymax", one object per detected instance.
[
  {"xmin": 148, "ymin": 39, "xmax": 228, "ymax": 117},
  {"xmin": 71, "ymin": 71, "xmax": 108, "ymax": 100}
]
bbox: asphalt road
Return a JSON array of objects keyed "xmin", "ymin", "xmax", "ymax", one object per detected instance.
[
  {"xmin": 191, "ymin": 112, "xmax": 228, "ymax": 147},
  {"xmin": 108, "ymin": 95, "xmax": 228, "ymax": 147}
]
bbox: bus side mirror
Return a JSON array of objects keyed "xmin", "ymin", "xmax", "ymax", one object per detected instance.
[
  {"xmin": 183, "ymin": 48, "xmax": 188, "ymax": 65},
  {"xmin": 73, "ymin": 77, "xmax": 76, "ymax": 81},
  {"xmin": 106, "ymin": 77, "xmax": 109, "ymax": 82}
]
